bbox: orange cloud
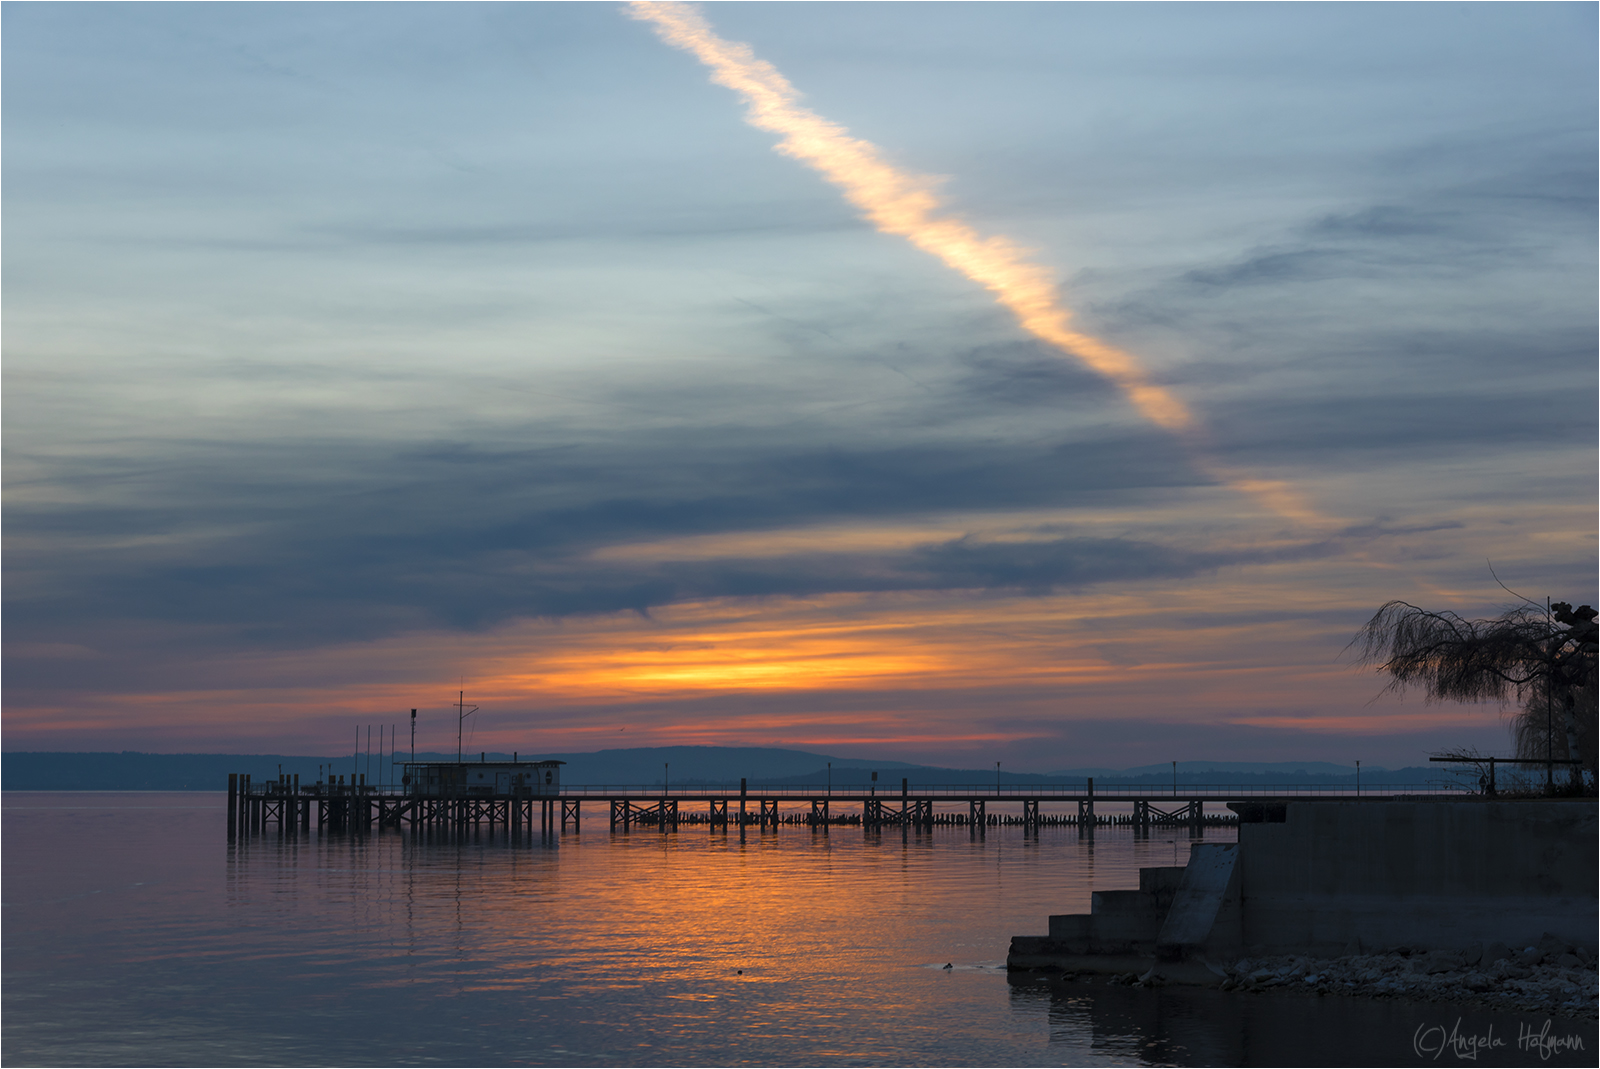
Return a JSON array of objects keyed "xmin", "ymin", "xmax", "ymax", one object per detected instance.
[{"xmin": 4, "ymin": 515, "xmax": 1542, "ymax": 759}]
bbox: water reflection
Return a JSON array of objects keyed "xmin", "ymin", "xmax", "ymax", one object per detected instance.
[
  {"xmin": 36, "ymin": 794, "xmax": 1588, "ymax": 1066},
  {"xmin": 1010, "ymin": 973, "xmax": 1596, "ymax": 1067}
]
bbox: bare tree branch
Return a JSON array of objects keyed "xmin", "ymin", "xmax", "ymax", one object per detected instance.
[
  {"xmin": 1349, "ymin": 600, "xmax": 1548, "ymax": 702},
  {"xmin": 1350, "ymin": 599, "xmax": 1598, "ymax": 780}
]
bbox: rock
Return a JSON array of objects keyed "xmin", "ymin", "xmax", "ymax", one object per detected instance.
[
  {"xmin": 1460, "ymin": 942, "xmax": 1483, "ymax": 966},
  {"xmin": 1557, "ymin": 953, "xmax": 1580, "ymax": 968},
  {"xmin": 1537, "ymin": 932, "xmax": 1568, "ymax": 957},
  {"xmin": 1173, "ymin": 947, "xmax": 1598, "ymax": 1021},
  {"xmin": 1425, "ymin": 952, "xmax": 1465, "ymax": 974}
]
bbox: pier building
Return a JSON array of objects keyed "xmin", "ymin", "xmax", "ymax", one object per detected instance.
[{"xmin": 403, "ymin": 758, "xmax": 564, "ymax": 797}]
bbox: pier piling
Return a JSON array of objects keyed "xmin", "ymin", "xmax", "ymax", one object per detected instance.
[{"xmin": 223, "ymin": 770, "xmax": 1390, "ymax": 844}]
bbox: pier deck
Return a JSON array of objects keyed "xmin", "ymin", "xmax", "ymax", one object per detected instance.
[{"xmin": 225, "ymin": 772, "xmax": 1462, "ymax": 839}]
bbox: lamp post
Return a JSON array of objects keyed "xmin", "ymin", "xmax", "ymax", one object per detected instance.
[{"xmin": 1547, "ymin": 597, "xmax": 1554, "ymax": 792}]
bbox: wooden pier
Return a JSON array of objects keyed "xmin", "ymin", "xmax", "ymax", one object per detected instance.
[
  {"xmin": 227, "ymin": 771, "xmax": 1437, "ymax": 841},
  {"xmin": 226, "ymin": 772, "xmax": 565, "ymax": 837}
]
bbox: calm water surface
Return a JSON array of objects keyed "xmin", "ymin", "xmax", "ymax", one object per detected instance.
[{"xmin": 3, "ymin": 793, "xmax": 1590, "ymax": 1066}]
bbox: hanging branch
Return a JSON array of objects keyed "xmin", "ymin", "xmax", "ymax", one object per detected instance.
[
  {"xmin": 1349, "ymin": 601, "xmax": 1551, "ymax": 703},
  {"xmin": 1350, "ymin": 599, "xmax": 1597, "ymax": 781}
]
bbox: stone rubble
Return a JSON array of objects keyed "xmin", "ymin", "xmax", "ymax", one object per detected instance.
[{"xmin": 1098, "ymin": 934, "xmax": 1598, "ymax": 1020}]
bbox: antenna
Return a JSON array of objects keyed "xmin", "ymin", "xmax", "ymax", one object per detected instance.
[{"xmin": 456, "ymin": 690, "xmax": 479, "ymax": 764}]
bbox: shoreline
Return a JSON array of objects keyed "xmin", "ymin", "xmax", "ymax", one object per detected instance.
[{"xmin": 1041, "ymin": 944, "xmax": 1599, "ymax": 1021}]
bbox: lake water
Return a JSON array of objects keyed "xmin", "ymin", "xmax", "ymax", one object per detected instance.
[{"xmin": 3, "ymin": 793, "xmax": 1591, "ymax": 1066}]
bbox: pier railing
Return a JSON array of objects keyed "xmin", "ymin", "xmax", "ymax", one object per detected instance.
[
  {"xmin": 226, "ymin": 771, "xmax": 1472, "ymax": 839},
  {"xmin": 229, "ymin": 781, "xmax": 1470, "ymax": 799},
  {"xmin": 541, "ymin": 782, "xmax": 1467, "ymax": 798}
]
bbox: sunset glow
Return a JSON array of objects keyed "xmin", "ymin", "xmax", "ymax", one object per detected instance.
[{"xmin": 3, "ymin": 5, "xmax": 1592, "ymax": 770}]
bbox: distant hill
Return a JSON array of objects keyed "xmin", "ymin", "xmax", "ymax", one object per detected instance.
[
  {"xmin": 763, "ymin": 764, "xmax": 1442, "ymax": 788},
  {"xmin": 3, "ymin": 752, "xmax": 374, "ymax": 791},
  {"xmin": 1054, "ymin": 760, "xmax": 1375, "ymax": 778},
  {"xmin": 0, "ymin": 746, "xmax": 917, "ymax": 791},
  {"xmin": 543, "ymin": 746, "xmax": 920, "ymax": 785},
  {"xmin": 2, "ymin": 746, "xmax": 1449, "ymax": 791}
]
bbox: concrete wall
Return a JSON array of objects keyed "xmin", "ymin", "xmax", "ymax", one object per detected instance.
[
  {"xmin": 1238, "ymin": 800, "xmax": 1597, "ymax": 957},
  {"xmin": 1156, "ymin": 843, "xmax": 1240, "ymax": 963}
]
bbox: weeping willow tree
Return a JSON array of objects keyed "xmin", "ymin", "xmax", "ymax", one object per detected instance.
[{"xmin": 1351, "ymin": 600, "xmax": 1598, "ymax": 786}]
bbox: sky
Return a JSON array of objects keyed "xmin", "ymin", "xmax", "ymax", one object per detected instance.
[{"xmin": 4, "ymin": 2, "xmax": 1595, "ymax": 770}]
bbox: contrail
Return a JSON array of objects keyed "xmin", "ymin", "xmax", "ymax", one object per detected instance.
[{"xmin": 629, "ymin": 1, "xmax": 1325, "ymax": 525}]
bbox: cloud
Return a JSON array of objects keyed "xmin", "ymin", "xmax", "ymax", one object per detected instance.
[
  {"xmin": 2, "ymin": 424, "xmax": 1221, "ymax": 646},
  {"xmin": 3, "ymin": 2, "xmax": 1594, "ymax": 766},
  {"xmin": 1178, "ymin": 145, "xmax": 1594, "ymax": 291},
  {"xmin": 1307, "ymin": 204, "xmax": 1462, "ymax": 240}
]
